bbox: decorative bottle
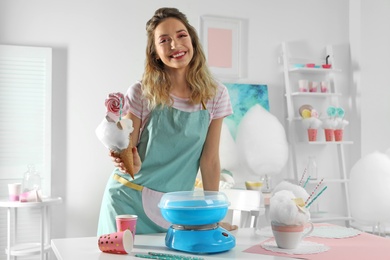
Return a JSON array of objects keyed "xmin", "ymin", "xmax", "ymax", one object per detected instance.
[
  {"xmin": 22, "ymin": 164, "xmax": 42, "ymax": 193},
  {"xmin": 307, "ymin": 156, "xmax": 318, "ymax": 180}
]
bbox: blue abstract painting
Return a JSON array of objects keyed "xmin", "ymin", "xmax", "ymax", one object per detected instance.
[{"xmin": 224, "ymin": 83, "xmax": 269, "ymax": 139}]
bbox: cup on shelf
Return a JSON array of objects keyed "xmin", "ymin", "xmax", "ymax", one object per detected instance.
[
  {"xmin": 334, "ymin": 129, "xmax": 344, "ymax": 141},
  {"xmin": 298, "ymin": 79, "xmax": 309, "ymax": 92},
  {"xmin": 324, "ymin": 129, "xmax": 334, "ymax": 141},
  {"xmin": 271, "ymin": 221, "xmax": 314, "ymax": 249},
  {"xmin": 98, "ymin": 230, "xmax": 133, "ymax": 254},
  {"xmin": 307, "ymin": 128, "xmax": 317, "ymax": 142},
  {"xmin": 309, "ymin": 81, "xmax": 319, "ymax": 92},
  {"xmin": 20, "ymin": 189, "xmax": 43, "ymax": 202},
  {"xmin": 8, "ymin": 183, "xmax": 22, "ymax": 201},
  {"xmin": 321, "ymin": 81, "xmax": 329, "ymax": 93}
]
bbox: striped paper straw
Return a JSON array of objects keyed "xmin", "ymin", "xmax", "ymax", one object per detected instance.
[
  {"xmin": 306, "ymin": 186, "xmax": 328, "ymax": 208},
  {"xmin": 298, "ymin": 167, "xmax": 307, "ymax": 186},
  {"xmin": 303, "ymin": 175, "xmax": 311, "ymax": 188},
  {"xmin": 148, "ymin": 252, "xmax": 205, "ymax": 260},
  {"xmin": 305, "ymin": 178, "xmax": 324, "ymax": 204},
  {"xmin": 119, "ymin": 97, "xmax": 123, "ymax": 121}
]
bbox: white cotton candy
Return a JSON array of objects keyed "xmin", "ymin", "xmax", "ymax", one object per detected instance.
[
  {"xmin": 95, "ymin": 117, "xmax": 134, "ymax": 152},
  {"xmin": 334, "ymin": 118, "xmax": 349, "ymax": 129},
  {"xmin": 302, "ymin": 117, "xmax": 322, "ymax": 129},
  {"xmin": 322, "ymin": 118, "xmax": 337, "ymax": 129},
  {"xmin": 219, "ymin": 122, "xmax": 239, "ymax": 173},
  {"xmin": 273, "ymin": 181, "xmax": 310, "ymax": 202},
  {"xmin": 270, "ymin": 190, "xmax": 311, "ymax": 226},
  {"xmin": 349, "ymin": 151, "xmax": 390, "ymax": 223},
  {"xmin": 235, "ymin": 105, "xmax": 289, "ymax": 177}
]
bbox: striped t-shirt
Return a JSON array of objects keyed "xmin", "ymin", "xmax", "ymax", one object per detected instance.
[{"xmin": 125, "ymin": 81, "xmax": 233, "ymax": 136}]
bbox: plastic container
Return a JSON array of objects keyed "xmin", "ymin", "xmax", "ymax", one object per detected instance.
[
  {"xmin": 22, "ymin": 164, "xmax": 42, "ymax": 193},
  {"xmin": 307, "ymin": 156, "xmax": 318, "ymax": 180},
  {"xmin": 158, "ymin": 191, "xmax": 229, "ymax": 225}
]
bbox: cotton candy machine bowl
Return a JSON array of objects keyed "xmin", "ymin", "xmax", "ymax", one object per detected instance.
[{"xmin": 158, "ymin": 191, "xmax": 236, "ymax": 253}]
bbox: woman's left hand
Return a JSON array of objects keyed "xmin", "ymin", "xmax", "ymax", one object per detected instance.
[{"xmin": 219, "ymin": 222, "xmax": 238, "ymax": 231}]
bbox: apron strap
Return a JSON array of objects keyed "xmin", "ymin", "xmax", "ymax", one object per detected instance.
[{"xmin": 113, "ymin": 173, "xmax": 144, "ymax": 191}]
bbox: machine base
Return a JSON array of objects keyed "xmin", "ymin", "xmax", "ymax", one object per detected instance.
[{"xmin": 165, "ymin": 226, "xmax": 236, "ymax": 254}]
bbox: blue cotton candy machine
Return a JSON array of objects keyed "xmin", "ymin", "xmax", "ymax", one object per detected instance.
[{"xmin": 158, "ymin": 190, "xmax": 236, "ymax": 254}]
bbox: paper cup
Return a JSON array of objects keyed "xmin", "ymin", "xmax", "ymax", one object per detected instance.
[
  {"xmin": 307, "ymin": 129, "xmax": 317, "ymax": 142},
  {"xmin": 298, "ymin": 79, "xmax": 308, "ymax": 92},
  {"xmin": 321, "ymin": 81, "xmax": 329, "ymax": 93},
  {"xmin": 8, "ymin": 183, "xmax": 22, "ymax": 201},
  {"xmin": 116, "ymin": 215, "xmax": 137, "ymax": 240},
  {"xmin": 98, "ymin": 230, "xmax": 133, "ymax": 254},
  {"xmin": 19, "ymin": 189, "xmax": 42, "ymax": 202},
  {"xmin": 334, "ymin": 129, "xmax": 343, "ymax": 141},
  {"xmin": 324, "ymin": 129, "xmax": 334, "ymax": 141},
  {"xmin": 271, "ymin": 221, "xmax": 314, "ymax": 249},
  {"xmin": 309, "ymin": 81, "xmax": 318, "ymax": 92}
]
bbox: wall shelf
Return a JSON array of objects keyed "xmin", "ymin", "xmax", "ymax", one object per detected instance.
[{"xmin": 281, "ymin": 41, "xmax": 352, "ymax": 226}]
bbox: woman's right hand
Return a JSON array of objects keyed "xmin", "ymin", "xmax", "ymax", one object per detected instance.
[{"xmin": 109, "ymin": 147, "xmax": 142, "ymax": 175}]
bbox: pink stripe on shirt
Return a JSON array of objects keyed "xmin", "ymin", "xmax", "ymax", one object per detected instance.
[{"xmin": 126, "ymin": 81, "xmax": 233, "ymax": 132}]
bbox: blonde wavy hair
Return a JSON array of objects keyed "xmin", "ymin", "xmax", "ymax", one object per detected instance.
[{"xmin": 142, "ymin": 7, "xmax": 217, "ymax": 109}]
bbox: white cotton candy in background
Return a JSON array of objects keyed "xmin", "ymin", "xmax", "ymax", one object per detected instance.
[
  {"xmin": 302, "ymin": 117, "xmax": 322, "ymax": 129},
  {"xmin": 270, "ymin": 190, "xmax": 311, "ymax": 225},
  {"xmin": 349, "ymin": 151, "xmax": 390, "ymax": 223},
  {"xmin": 219, "ymin": 122, "xmax": 239, "ymax": 173},
  {"xmin": 235, "ymin": 104, "xmax": 289, "ymax": 177},
  {"xmin": 322, "ymin": 118, "xmax": 337, "ymax": 129},
  {"xmin": 273, "ymin": 181, "xmax": 310, "ymax": 202},
  {"xmin": 334, "ymin": 118, "xmax": 349, "ymax": 129},
  {"xmin": 95, "ymin": 118, "xmax": 134, "ymax": 152}
]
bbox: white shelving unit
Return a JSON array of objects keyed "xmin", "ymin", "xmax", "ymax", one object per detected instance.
[
  {"xmin": 0, "ymin": 197, "xmax": 62, "ymax": 260},
  {"xmin": 281, "ymin": 41, "xmax": 352, "ymax": 226}
]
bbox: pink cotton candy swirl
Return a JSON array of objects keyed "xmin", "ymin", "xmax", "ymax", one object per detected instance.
[{"xmin": 105, "ymin": 92, "xmax": 130, "ymax": 118}]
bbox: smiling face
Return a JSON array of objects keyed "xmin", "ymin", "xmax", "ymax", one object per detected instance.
[{"xmin": 154, "ymin": 18, "xmax": 193, "ymax": 72}]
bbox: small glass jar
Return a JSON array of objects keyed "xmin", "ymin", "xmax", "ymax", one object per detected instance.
[{"xmin": 22, "ymin": 164, "xmax": 42, "ymax": 192}]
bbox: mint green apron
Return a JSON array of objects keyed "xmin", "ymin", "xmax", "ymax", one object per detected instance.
[{"xmin": 97, "ymin": 105, "xmax": 209, "ymax": 235}]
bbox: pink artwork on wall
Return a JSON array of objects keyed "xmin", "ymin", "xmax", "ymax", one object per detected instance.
[{"xmin": 207, "ymin": 28, "xmax": 233, "ymax": 68}]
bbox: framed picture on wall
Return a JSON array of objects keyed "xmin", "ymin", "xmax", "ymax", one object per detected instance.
[{"xmin": 199, "ymin": 15, "xmax": 246, "ymax": 80}]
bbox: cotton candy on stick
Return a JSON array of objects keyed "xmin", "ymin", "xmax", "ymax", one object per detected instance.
[
  {"xmin": 300, "ymin": 106, "xmax": 322, "ymax": 129},
  {"xmin": 96, "ymin": 92, "xmax": 135, "ymax": 178},
  {"xmin": 302, "ymin": 117, "xmax": 322, "ymax": 129}
]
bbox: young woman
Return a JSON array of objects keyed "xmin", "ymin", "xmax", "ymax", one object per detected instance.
[{"xmin": 97, "ymin": 7, "xmax": 236, "ymax": 235}]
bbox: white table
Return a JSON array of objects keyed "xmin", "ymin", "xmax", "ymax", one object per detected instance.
[
  {"xmin": 51, "ymin": 228, "xmax": 295, "ymax": 260},
  {"xmin": 0, "ymin": 197, "xmax": 62, "ymax": 260}
]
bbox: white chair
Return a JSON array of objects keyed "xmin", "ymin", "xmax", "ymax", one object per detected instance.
[{"xmin": 221, "ymin": 189, "xmax": 264, "ymax": 228}]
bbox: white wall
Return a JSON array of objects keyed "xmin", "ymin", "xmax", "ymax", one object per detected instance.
[
  {"xmin": 359, "ymin": 0, "xmax": 390, "ymax": 156},
  {"xmin": 0, "ymin": 0, "xmax": 363, "ymax": 238}
]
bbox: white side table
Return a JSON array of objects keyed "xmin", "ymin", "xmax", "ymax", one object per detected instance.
[{"xmin": 0, "ymin": 197, "xmax": 62, "ymax": 260}]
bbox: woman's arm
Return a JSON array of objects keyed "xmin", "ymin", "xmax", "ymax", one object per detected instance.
[{"xmin": 200, "ymin": 117, "xmax": 223, "ymax": 191}]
